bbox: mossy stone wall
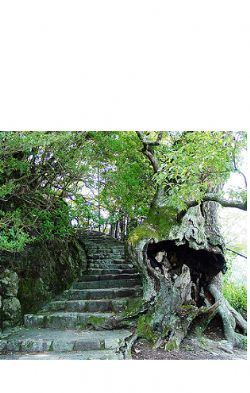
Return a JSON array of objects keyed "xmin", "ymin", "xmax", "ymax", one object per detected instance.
[{"xmin": 0, "ymin": 234, "xmax": 87, "ymax": 328}]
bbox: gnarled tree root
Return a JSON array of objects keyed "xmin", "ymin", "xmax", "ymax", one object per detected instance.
[{"xmin": 208, "ymin": 277, "xmax": 247, "ymax": 350}]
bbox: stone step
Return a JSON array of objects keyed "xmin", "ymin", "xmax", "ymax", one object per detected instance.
[
  {"xmin": 62, "ymin": 287, "xmax": 142, "ymax": 300},
  {"xmin": 24, "ymin": 312, "xmax": 114, "ymax": 329},
  {"xmin": 87, "ymin": 268, "xmax": 137, "ymax": 275},
  {"xmin": 0, "ymin": 328, "xmax": 131, "ymax": 355},
  {"xmin": 88, "ymin": 253, "xmax": 125, "ymax": 257},
  {"xmin": 87, "ymin": 248, "xmax": 124, "ymax": 251},
  {"xmin": 86, "ymin": 244, "xmax": 124, "ymax": 248},
  {"xmin": 88, "ymin": 258, "xmax": 129, "ymax": 266},
  {"xmin": 87, "ymin": 254, "xmax": 125, "ymax": 258},
  {"xmin": 80, "ymin": 273, "xmax": 140, "ymax": 281},
  {"xmin": 0, "ymin": 350, "xmax": 125, "ymax": 360},
  {"xmin": 112, "ymin": 259, "xmax": 127, "ymax": 264},
  {"xmin": 44, "ymin": 298, "xmax": 130, "ymax": 313},
  {"xmin": 90, "ymin": 263, "xmax": 134, "ymax": 269},
  {"xmin": 84, "ymin": 240, "xmax": 125, "ymax": 250},
  {"xmin": 87, "ymin": 258, "xmax": 126, "ymax": 264},
  {"xmin": 72, "ymin": 278, "xmax": 141, "ymax": 290}
]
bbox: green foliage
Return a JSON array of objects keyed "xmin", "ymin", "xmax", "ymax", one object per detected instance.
[
  {"xmin": 154, "ymin": 131, "xmax": 246, "ymax": 211},
  {"xmin": 129, "ymin": 224, "xmax": 159, "ymax": 245},
  {"xmin": 147, "ymin": 205, "xmax": 177, "ymax": 237},
  {"xmin": 223, "ymin": 280, "xmax": 247, "ymax": 315},
  {"xmin": 0, "ymin": 209, "xmax": 32, "ymax": 251},
  {"xmin": 0, "ymin": 131, "xmax": 91, "ymax": 251},
  {"xmin": 94, "ymin": 131, "xmax": 153, "ymax": 220},
  {"xmin": 0, "ymin": 130, "xmax": 246, "ymax": 252}
]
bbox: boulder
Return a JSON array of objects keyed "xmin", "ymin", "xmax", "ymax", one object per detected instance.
[
  {"xmin": 2, "ymin": 297, "xmax": 21, "ymax": 328},
  {"xmin": 0, "ymin": 269, "xmax": 19, "ymax": 298}
]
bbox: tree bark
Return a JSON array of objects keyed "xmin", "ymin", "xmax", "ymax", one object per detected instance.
[
  {"xmin": 125, "ymin": 198, "xmax": 247, "ymax": 351},
  {"xmin": 186, "ymin": 193, "xmax": 247, "ymax": 211}
]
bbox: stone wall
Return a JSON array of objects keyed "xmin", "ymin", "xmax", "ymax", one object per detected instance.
[
  {"xmin": 0, "ymin": 235, "xmax": 87, "ymax": 329},
  {"xmin": 0, "ymin": 270, "xmax": 21, "ymax": 329}
]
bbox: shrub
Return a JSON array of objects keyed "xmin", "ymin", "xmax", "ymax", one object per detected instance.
[{"xmin": 223, "ymin": 280, "xmax": 247, "ymax": 315}]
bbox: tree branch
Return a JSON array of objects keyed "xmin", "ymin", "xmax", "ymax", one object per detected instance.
[
  {"xmin": 136, "ymin": 131, "xmax": 160, "ymax": 173},
  {"xmin": 226, "ymin": 248, "xmax": 247, "ymax": 259},
  {"xmin": 232, "ymin": 135, "xmax": 247, "ymax": 189},
  {"xmin": 186, "ymin": 193, "xmax": 247, "ymax": 211}
]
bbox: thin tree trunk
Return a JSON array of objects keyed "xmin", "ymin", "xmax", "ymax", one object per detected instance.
[{"xmin": 115, "ymin": 221, "xmax": 120, "ymax": 240}]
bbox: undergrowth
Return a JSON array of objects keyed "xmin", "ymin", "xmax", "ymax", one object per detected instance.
[{"xmin": 223, "ymin": 280, "xmax": 247, "ymax": 315}]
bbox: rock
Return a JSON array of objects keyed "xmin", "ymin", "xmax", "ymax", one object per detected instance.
[
  {"xmin": 0, "ymin": 269, "xmax": 19, "ymax": 298},
  {"xmin": 2, "ymin": 297, "xmax": 21, "ymax": 327},
  {"xmin": 0, "ymin": 340, "xmax": 7, "ymax": 351},
  {"xmin": 6, "ymin": 340, "xmax": 21, "ymax": 352},
  {"xmin": 105, "ymin": 337, "xmax": 121, "ymax": 349},
  {"xmin": 20, "ymin": 339, "xmax": 52, "ymax": 353},
  {"xmin": 52, "ymin": 340, "xmax": 74, "ymax": 352}
]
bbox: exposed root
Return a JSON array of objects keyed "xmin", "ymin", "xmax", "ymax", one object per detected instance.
[
  {"xmin": 98, "ymin": 300, "xmax": 153, "ymax": 330},
  {"xmin": 226, "ymin": 300, "xmax": 247, "ymax": 334},
  {"xmin": 120, "ymin": 332, "xmax": 139, "ymax": 359},
  {"xmin": 190, "ymin": 301, "xmax": 220, "ymax": 336},
  {"xmin": 208, "ymin": 276, "xmax": 247, "ymax": 349}
]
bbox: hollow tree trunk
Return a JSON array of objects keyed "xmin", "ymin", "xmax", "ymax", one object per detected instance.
[
  {"xmin": 96, "ymin": 193, "xmax": 246, "ymax": 354},
  {"xmin": 126, "ymin": 195, "xmax": 247, "ymax": 351}
]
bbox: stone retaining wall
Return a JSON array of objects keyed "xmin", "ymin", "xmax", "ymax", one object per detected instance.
[{"xmin": 0, "ymin": 235, "xmax": 87, "ymax": 329}]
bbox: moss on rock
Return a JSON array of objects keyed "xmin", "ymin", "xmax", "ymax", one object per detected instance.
[
  {"xmin": 0, "ymin": 235, "xmax": 88, "ymax": 327},
  {"xmin": 136, "ymin": 314, "xmax": 156, "ymax": 343},
  {"xmin": 122, "ymin": 298, "xmax": 144, "ymax": 318}
]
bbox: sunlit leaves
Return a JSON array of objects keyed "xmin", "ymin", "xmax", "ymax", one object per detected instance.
[
  {"xmin": 0, "ymin": 130, "xmax": 247, "ymax": 251},
  {"xmin": 154, "ymin": 131, "xmax": 245, "ymax": 211}
]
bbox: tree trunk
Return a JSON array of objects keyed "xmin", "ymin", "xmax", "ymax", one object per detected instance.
[
  {"xmin": 124, "ymin": 196, "xmax": 247, "ymax": 351},
  {"xmin": 114, "ymin": 221, "xmax": 120, "ymax": 240},
  {"xmin": 96, "ymin": 194, "xmax": 246, "ymax": 353},
  {"xmin": 110, "ymin": 223, "xmax": 116, "ymax": 238}
]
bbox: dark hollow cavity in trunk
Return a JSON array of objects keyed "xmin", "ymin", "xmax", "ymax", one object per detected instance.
[{"xmin": 147, "ymin": 239, "xmax": 227, "ymax": 304}]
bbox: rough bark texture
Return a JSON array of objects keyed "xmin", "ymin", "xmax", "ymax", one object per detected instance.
[
  {"xmin": 116, "ymin": 131, "xmax": 247, "ymax": 353},
  {"xmin": 125, "ymin": 199, "xmax": 247, "ymax": 351}
]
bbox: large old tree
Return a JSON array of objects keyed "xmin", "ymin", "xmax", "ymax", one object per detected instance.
[{"xmin": 104, "ymin": 131, "xmax": 247, "ymax": 351}]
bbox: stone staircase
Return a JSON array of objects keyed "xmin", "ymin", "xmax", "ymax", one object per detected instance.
[{"xmin": 0, "ymin": 231, "xmax": 142, "ymax": 360}]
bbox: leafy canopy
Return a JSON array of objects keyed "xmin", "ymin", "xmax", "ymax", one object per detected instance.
[{"xmin": 0, "ymin": 131, "xmax": 246, "ymax": 251}]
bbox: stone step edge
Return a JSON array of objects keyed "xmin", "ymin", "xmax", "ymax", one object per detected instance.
[
  {"xmin": 75, "ymin": 277, "xmax": 140, "ymax": 283},
  {"xmin": 0, "ymin": 335, "xmax": 130, "ymax": 353},
  {"xmin": 43, "ymin": 298, "xmax": 132, "ymax": 312},
  {"xmin": 24, "ymin": 311, "xmax": 114, "ymax": 319},
  {"xmin": 49, "ymin": 297, "xmax": 132, "ymax": 305},
  {"xmin": 86, "ymin": 267, "xmax": 138, "ymax": 274},
  {"xmin": 0, "ymin": 350, "xmax": 126, "ymax": 360},
  {"xmin": 45, "ymin": 298, "xmax": 131, "ymax": 308},
  {"xmin": 67, "ymin": 286, "xmax": 142, "ymax": 292},
  {"xmin": 72, "ymin": 279, "xmax": 141, "ymax": 289},
  {"xmin": 79, "ymin": 273, "xmax": 139, "ymax": 280}
]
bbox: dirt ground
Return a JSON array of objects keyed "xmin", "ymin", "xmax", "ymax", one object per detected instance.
[{"xmin": 132, "ymin": 320, "xmax": 247, "ymax": 360}]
